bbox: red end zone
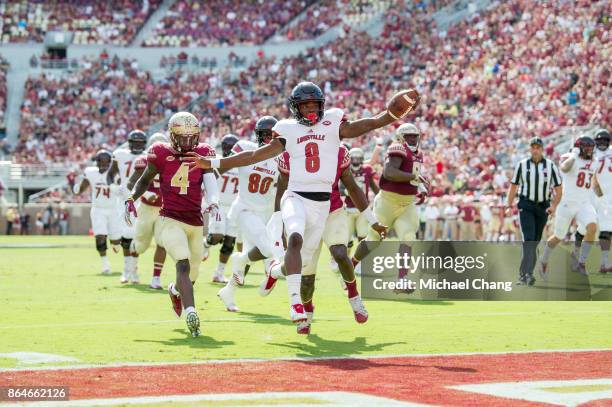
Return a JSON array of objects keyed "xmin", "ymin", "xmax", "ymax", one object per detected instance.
[{"xmin": 1, "ymin": 350, "xmax": 611, "ymax": 406}]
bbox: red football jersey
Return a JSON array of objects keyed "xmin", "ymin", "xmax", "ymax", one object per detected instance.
[
  {"xmin": 345, "ymin": 164, "xmax": 374, "ymax": 208},
  {"xmin": 134, "ymin": 154, "xmax": 162, "ymax": 207},
  {"xmin": 277, "ymin": 146, "xmax": 349, "ymax": 213},
  {"xmin": 147, "ymin": 142, "xmax": 216, "ymax": 226},
  {"xmin": 379, "ymin": 142, "xmax": 423, "ymax": 196}
]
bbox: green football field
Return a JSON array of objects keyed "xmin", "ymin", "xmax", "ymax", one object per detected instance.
[{"xmin": 0, "ymin": 236, "xmax": 611, "ymax": 370}]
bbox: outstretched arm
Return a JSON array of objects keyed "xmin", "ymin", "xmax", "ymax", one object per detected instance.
[
  {"xmin": 184, "ymin": 139, "xmax": 284, "ymax": 170},
  {"xmin": 275, "ymin": 171, "xmax": 289, "ymax": 212},
  {"xmin": 383, "ymin": 156, "xmax": 416, "ymax": 182},
  {"xmin": 130, "ymin": 162, "xmax": 158, "ymax": 201},
  {"xmin": 339, "ymin": 111, "xmax": 396, "ymax": 140}
]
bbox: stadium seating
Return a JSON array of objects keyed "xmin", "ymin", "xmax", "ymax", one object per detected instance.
[
  {"xmin": 0, "ymin": 0, "xmax": 161, "ymax": 45},
  {"xmin": 0, "ymin": 54, "xmax": 8, "ymax": 130},
  {"xmin": 142, "ymin": 0, "xmax": 315, "ymax": 47}
]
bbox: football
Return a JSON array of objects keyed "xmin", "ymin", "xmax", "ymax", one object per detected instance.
[{"xmin": 387, "ymin": 89, "xmax": 420, "ymax": 120}]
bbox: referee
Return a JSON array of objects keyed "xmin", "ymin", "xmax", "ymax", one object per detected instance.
[{"xmin": 507, "ymin": 137, "xmax": 562, "ymax": 285}]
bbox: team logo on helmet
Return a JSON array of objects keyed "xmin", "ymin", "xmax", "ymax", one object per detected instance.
[{"xmin": 168, "ymin": 112, "xmax": 200, "ymax": 154}]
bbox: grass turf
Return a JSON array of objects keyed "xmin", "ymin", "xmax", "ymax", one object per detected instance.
[{"xmin": 0, "ymin": 236, "xmax": 610, "ymax": 369}]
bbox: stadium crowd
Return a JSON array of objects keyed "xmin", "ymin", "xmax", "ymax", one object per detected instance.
[
  {"xmin": 0, "ymin": 0, "xmax": 160, "ymax": 45},
  {"xmin": 7, "ymin": 0, "xmax": 609, "ymax": 235},
  {"xmin": 142, "ymin": 0, "xmax": 314, "ymax": 47}
]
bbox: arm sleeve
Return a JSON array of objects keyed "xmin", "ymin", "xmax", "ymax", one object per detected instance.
[{"xmin": 203, "ymin": 172, "xmax": 219, "ymax": 205}]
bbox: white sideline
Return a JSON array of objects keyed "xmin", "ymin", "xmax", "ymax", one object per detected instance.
[
  {"xmin": 1, "ymin": 309, "xmax": 610, "ymax": 330},
  {"xmin": 0, "ymin": 348, "xmax": 609, "ymax": 373}
]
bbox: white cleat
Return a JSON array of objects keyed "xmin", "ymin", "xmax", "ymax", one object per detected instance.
[
  {"xmin": 297, "ymin": 310, "xmax": 314, "ymax": 334},
  {"xmin": 120, "ymin": 270, "xmax": 130, "ymax": 284},
  {"xmin": 130, "ymin": 270, "xmax": 140, "ymax": 284},
  {"xmin": 290, "ymin": 303, "xmax": 307, "ymax": 323},
  {"xmin": 349, "ymin": 295, "xmax": 368, "ymax": 324},
  {"xmin": 218, "ymin": 285, "xmax": 239, "ymax": 312},
  {"xmin": 150, "ymin": 276, "xmax": 162, "ymax": 290},
  {"xmin": 211, "ymin": 273, "xmax": 228, "ymax": 284},
  {"xmin": 185, "ymin": 311, "xmax": 201, "ymax": 337},
  {"xmin": 259, "ymin": 259, "xmax": 280, "ymax": 297},
  {"xmin": 230, "ymin": 253, "xmax": 248, "ymax": 286}
]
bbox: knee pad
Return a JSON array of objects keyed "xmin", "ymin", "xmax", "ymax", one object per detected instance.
[
  {"xmin": 599, "ymin": 231, "xmax": 611, "ymax": 240},
  {"xmin": 220, "ymin": 238, "xmax": 236, "ymax": 256},
  {"xmin": 575, "ymin": 231, "xmax": 584, "ymax": 243},
  {"xmin": 121, "ymin": 237, "xmax": 132, "ymax": 250},
  {"xmin": 96, "ymin": 239, "xmax": 107, "ymax": 253}
]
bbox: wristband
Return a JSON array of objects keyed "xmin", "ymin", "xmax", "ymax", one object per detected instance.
[
  {"xmin": 362, "ymin": 207, "xmax": 377, "ymax": 226},
  {"xmin": 211, "ymin": 158, "xmax": 221, "ymax": 169}
]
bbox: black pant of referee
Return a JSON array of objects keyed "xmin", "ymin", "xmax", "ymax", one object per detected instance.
[
  {"xmin": 507, "ymin": 137, "xmax": 562, "ymax": 284},
  {"xmin": 517, "ymin": 198, "xmax": 549, "ymax": 280}
]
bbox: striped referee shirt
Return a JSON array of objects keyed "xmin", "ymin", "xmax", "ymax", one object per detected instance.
[{"xmin": 511, "ymin": 157, "xmax": 561, "ymax": 203}]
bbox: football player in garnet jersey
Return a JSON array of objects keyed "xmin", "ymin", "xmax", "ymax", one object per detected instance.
[
  {"xmin": 127, "ymin": 133, "xmax": 168, "ymax": 290},
  {"xmin": 73, "ymin": 150, "xmax": 121, "ymax": 275},
  {"xmin": 351, "ymin": 123, "xmax": 429, "ymax": 290},
  {"xmin": 345, "ymin": 147, "xmax": 379, "ymax": 245},
  {"xmin": 184, "ymin": 82, "xmax": 418, "ymax": 328},
  {"xmin": 126, "ymin": 112, "xmax": 219, "ymax": 337},
  {"xmin": 108, "ymin": 130, "xmax": 147, "ymax": 284},
  {"xmin": 261, "ymin": 145, "xmax": 387, "ymax": 334}
]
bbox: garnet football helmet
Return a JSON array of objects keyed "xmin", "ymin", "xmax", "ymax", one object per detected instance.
[
  {"xmin": 288, "ymin": 82, "xmax": 325, "ymax": 126},
  {"xmin": 127, "ymin": 130, "xmax": 147, "ymax": 155},
  {"xmin": 221, "ymin": 134, "xmax": 239, "ymax": 157},
  {"xmin": 254, "ymin": 116, "xmax": 278, "ymax": 146},
  {"xmin": 594, "ymin": 128, "xmax": 610, "ymax": 151},
  {"xmin": 168, "ymin": 112, "xmax": 200, "ymax": 153},
  {"xmin": 395, "ymin": 123, "xmax": 420, "ymax": 152},
  {"xmin": 574, "ymin": 136, "xmax": 595, "ymax": 160}
]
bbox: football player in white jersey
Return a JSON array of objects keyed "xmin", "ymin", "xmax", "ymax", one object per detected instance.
[
  {"xmin": 127, "ymin": 133, "xmax": 168, "ymax": 289},
  {"xmin": 73, "ymin": 150, "xmax": 121, "ymax": 274},
  {"xmin": 538, "ymin": 136, "xmax": 598, "ymax": 278},
  {"xmin": 202, "ymin": 134, "xmax": 240, "ymax": 283},
  {"xmin": 593, "ymin": 129, "xmax": 611, "ymax": 273},
  {"xmin": 108, "ymin": 130, "xmax": 147, "ymax": 284},
  {"xmin": 184, "ymin": 82, "xmax": 419, "ymax": 326},
  {"xmin": 217, "ymin": 116, "xmax": 282, "ymax": 312},
  {"xmin": 572, "ymin": 129, "xmax": 611, "ymax": 268}
]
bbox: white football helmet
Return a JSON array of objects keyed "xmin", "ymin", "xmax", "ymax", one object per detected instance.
[
  {"xmin": 349, "ymin": 147, "xmax": 365, "ymax": 170},
  {"xmin": 168, "ymin": 112, "xmax": 200, "ymax": 153},
  {"xmin": 147, "ymin": 132, "xmax": 167, "ymax": 149},
  {"xmin": 395, "ymin": 123, "xmax": 420, "ymax": 152}
]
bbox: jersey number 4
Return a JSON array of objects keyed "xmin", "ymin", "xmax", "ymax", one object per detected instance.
[
  {"xmin": 171, "ymin": 163, "xmax": 190, "ymax": 195},
  {"xmin": 248, "ymin": 173, "xmax": 273, "ymax": 194},
  {"xmin": 305, "ymin": 142, "xmax": 320, "ymax": 173}
]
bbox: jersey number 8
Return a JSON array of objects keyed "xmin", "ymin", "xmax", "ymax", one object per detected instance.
[{"xmin": 305, "ymin": 142, "xmax": 320, "ymax": 173}]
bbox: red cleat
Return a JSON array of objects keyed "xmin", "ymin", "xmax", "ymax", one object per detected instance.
[
  {"xmin": 290, "ymin": 303, "xmax": 307, "ymax": 323},
  {"xmin": 168, "ymin": 283, "xmax": 182, "ymax": 318},
  {"xmin": 297, "ymin": 321, "xmax": 311, "ymax": 334}
]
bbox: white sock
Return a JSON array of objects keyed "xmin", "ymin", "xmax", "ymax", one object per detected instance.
[
  {"xmin": 216, "ymin": 262, "xmax": 226, "ymax": 274},
  {"xmin": 101, "ymin": 256, "xmax": 109, "ymax": 266},
  {"xmin": 601, "ymin": 250, "xmax": 609, "ymax": 268},
  {"xmin": 184, "ymin": 306, "xmax": 195, "ymax": 314},
  {"xmin": 124, "ymin": 257, "xmax": 131, "ymax": 273},
  {"xmin": 130, "ymin": 256, "xmax": 138, "ymax": 272},
  {"xmin": 579, "ymin": 242, "xmax": 592, "ymax": 264},
  {"xmin": 286, "ymin": 273, "xmax": 301, "ymax": 305},
  {"xmin": 170, "ymin": 283, "xmax": 180, "ymax": 296}
]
